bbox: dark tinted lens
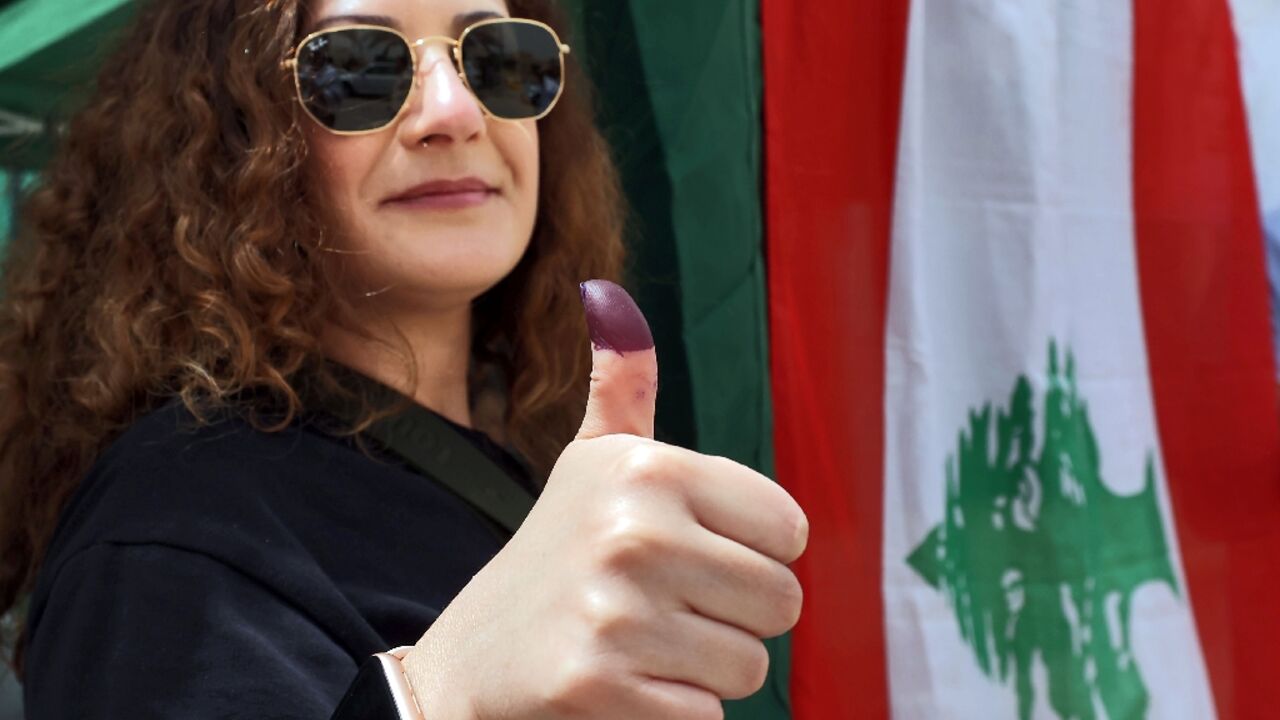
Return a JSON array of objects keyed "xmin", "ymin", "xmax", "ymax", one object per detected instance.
[
  {"xmin": 461, "ymin": 22, "xmax": 563, "ymax": 119},
  {"xmin": 295, "ymin": 28, "xmax": 413, "ymax": 132}
]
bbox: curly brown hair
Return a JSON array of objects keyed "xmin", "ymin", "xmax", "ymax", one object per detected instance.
[{"xmin": 0, "ymin": 0, "xmax": 625, "ymax": 675}]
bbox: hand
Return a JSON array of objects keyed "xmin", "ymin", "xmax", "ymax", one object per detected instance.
[{"xmin": 402, "ymin": 280, "xmax": 809, "ymax": 720}]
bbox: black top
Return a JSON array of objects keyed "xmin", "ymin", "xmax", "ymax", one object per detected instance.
[{"xmin": 22, "ymin": 382, "xmax": 539, "ymax": 718}]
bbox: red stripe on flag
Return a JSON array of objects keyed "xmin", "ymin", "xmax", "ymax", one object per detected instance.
[
  {"xmin": 762, "ymin": 0, "xmax": 911, "ymax": 716},
  {"xmin": 1132, "ymin": 0, "xmax": 1280, "ymax": 715}
]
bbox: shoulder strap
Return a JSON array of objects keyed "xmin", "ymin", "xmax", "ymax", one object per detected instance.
[
  {"xmin": 362, "ymin": 408, "xmax": 536, "ymax": 536},
  {"xmin": 306, "ymin": 364, "xmax": 537, "ymax": 536}
]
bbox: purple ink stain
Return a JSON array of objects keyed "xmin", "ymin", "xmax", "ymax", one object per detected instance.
[{"xmin": 579, "ymin": 280, "xmax": 655, "ymax": 354}]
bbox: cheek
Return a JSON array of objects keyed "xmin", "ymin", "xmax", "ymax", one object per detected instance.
[
  {"xmin": 509, "ymin": 121, "xmax": 541, "ymax": 220},
  {"xmin": 305, "ymin": 127, "xmax": 380, "ymax": 218}
]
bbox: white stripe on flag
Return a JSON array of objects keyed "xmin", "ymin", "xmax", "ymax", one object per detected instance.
[
  {"xmin": 1231, "ymin": 0, "xmax": 1280, "ymax": 214},
  {"xmin": 1228, "ymin": 0, "xmax": 1280, "ymax": 375},
  {"xmin": 882, "ymin": 1, "xmax": 1215, "ymax": 718}
]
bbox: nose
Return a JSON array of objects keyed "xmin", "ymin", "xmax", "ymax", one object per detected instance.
[{"xmin": 397, "ymin": 43, "xmax": 485, "ymax": 147}]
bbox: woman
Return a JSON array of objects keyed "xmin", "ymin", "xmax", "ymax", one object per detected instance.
[{"xmin": 0, "ymin": 0, "xmax": 808, "ymax": 717}]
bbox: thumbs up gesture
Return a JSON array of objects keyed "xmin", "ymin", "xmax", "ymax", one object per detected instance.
[{"xmin": 403, "ymin": 280, "xmax": 809, "ymax": 720}]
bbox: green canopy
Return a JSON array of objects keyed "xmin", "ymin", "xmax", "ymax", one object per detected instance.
[{"xmin": 0, "ymin": 0, "xmax": 135, "ymax": 169}]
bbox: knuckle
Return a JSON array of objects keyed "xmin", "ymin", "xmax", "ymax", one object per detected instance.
[
  {"xmin": 771, "ymin": 570, "xmax": 804, "ymax": 634},
  {"xmin": 780, "ymin": 503, "xmax": 810, "ymax": 563},
  {"xmin": 794, "ymin": 507, "xmax": 810, "ymax": 554},
  {"xmin": 579, "ymin": 585, "xmax": 637, "ymax": 640},
  {"xmin": 596, "ymin": 515, "xmax": 667, "ymax": 575},
  {"xmin": 749, "ymin": 562, "xmax": 803, "ymax": 638},
  {"xmin": 616, "ymin": 443, "xmax": 680, "ymax": 493},
  {"xmin": 543, "ymin": 655, "xmax": 613, "ymax": 715},
  {"xmin": 730, "ymin": 642, "xmax": 771, "ymax": 698}
]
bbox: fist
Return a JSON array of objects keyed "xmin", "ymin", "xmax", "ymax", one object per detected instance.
[{"xmin": 404, "ymin": 280, "xmax": 808, "ymax": 720}]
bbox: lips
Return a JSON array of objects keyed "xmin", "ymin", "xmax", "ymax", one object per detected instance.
[{"xmin": 382, "ymin": 177, "xmax": 499, "ymax": 206}]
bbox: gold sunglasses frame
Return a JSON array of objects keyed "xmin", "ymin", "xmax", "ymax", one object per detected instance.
[{"xmin": 282, "ymin": 17, "xmax": 571, "ymax": 136}]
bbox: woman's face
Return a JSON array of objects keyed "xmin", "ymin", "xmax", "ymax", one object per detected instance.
[{"xmin": 303, "ymin": 0, "xmax": 539, "ymax": 311}]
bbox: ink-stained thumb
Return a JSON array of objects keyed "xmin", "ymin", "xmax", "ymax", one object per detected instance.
[{"xmin": 575, "ymin": 280, "xmax": 658, "ymax": 441}]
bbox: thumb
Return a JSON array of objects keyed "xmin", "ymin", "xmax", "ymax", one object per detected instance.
[{"xmin": 576, "ymin": 279, "xmax": 658, "ymax": 441}]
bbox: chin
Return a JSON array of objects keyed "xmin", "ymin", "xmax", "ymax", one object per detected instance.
[
  {"xmin": 386, "ymin": 253, "xmax": 526, "ymax": 305},
  {"xmin": 343, "ymin": 216, "xmax": 532, "ymax": 299}
]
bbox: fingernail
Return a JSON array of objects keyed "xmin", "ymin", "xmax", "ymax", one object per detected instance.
[{"xmin": 579, "ymin": 280, "xmax": 655, "ymax": 353}]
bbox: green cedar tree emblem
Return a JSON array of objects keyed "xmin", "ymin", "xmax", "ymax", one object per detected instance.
[{"xmin": 906, "ymin": 342, "xmax": 1179, "ymax": 719}]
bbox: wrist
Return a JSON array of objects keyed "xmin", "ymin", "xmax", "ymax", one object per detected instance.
[
  {"xmin": 330, "ymin": 649, "xmax": 428, "ymax": 720},
  {"xmin": 402, "ymin": 636, "xmax": 478, "ymax": 720}
]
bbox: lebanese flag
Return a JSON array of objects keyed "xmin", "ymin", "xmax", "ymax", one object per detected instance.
[{"xmin": 764, "ymin": 0, "xmax": 1280, "ymax": 718}]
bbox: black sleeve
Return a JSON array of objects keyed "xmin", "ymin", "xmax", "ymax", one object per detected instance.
[
  {"xmin": 24, "ymin": 542, "xmax": 363, "ymax": 719},
  {"xmin": 329, "ymin": 656, "xmax": 406, "ymax": 720}
]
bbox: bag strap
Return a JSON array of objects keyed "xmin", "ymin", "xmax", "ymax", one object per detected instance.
[
  {"xmin": 362, "ymin": 407, "xmax": 536, "ymax": 536},
  {"xmin": 308, "ymin": 365, "xmax": 537, "ymax": 536}
]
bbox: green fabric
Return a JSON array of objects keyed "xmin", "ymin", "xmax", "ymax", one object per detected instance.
[
  {"xmin": 0, "ymin": 169, "xmax": 36, "ymax": 252},
  {"xmin": 0, "ymin": 0, "xmax": 136, "ymax": 169},
  {"xmin": 0, "ymin": 0, "xmax": 129, "ymax": 72},
  {"xmin": 1, "ymin": 170, "xmax": 16, "ymax": 248},
  {"xmin": 562, "ymin": 2, "xmax": 785, "ymax": 717}
]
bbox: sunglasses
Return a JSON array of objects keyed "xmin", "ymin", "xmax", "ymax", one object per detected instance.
[{"xmin": 284, "ymin": 18, "xmax": 570, "ymax": 135}]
